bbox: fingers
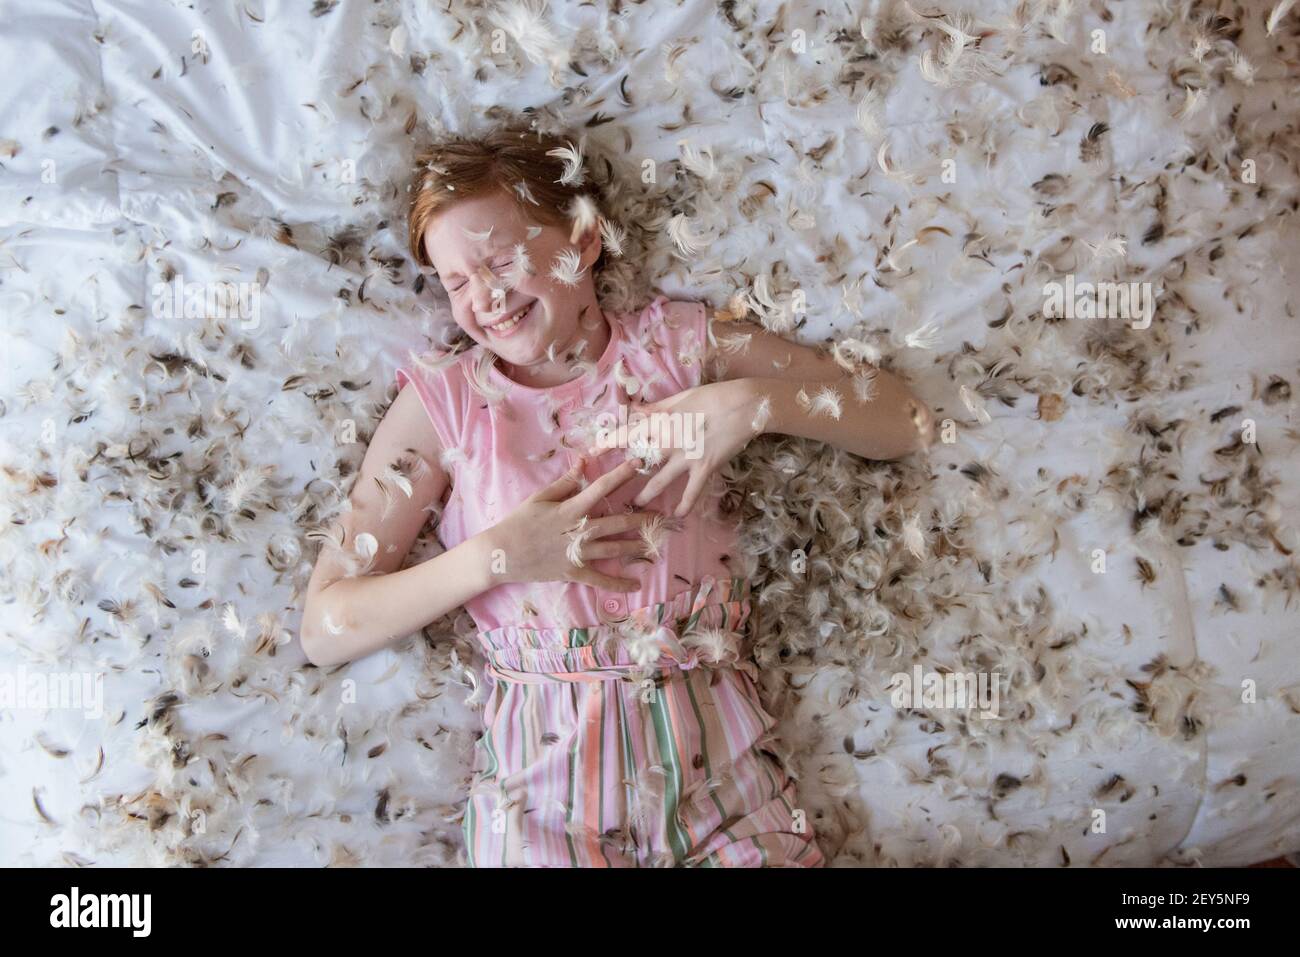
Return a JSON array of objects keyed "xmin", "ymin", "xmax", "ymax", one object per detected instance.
[
  {"xmin": 530, "ymin": 455, "xmax": 588, "ymax": 503},
  {"xmin": 571, "ymin": 568, "xmax": 641, "ymax": 592},
  {"xmin": 580, "ymin": 538, "xmax": 654, "ymax": 561},
  {"xmin": 567, "ymin": 457, "xmax": 643, "ymax": 512},
  {"xmin": 632, "ymin": 455, "xmax": 686, "ymax": 507},
  {"xmin": 584, "ymin": 510, "xmax": 662, "ymax": 539},
  {"xmin": 673, "ymin": 467, "xmax": 711, "ymax": 518}
]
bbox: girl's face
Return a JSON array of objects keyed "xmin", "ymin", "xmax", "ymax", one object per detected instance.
[{"xmin": 421, "ymin": 188, "xmax": 603, "ymax": 369}]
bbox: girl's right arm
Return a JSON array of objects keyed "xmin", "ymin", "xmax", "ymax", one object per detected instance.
[
  {"xmin": 299, "ymin": 383, "xmax": 663, "ymax": 668},
  {"xmin": 299, "ymin": 383, "xmax": 493, "ymax": 668}
]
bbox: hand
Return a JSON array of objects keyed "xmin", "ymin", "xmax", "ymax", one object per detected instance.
[
  {"xmin": 486, "ymin": 456, "xmax": 663, "ymax": 591},
  {"xmin": 628, "ymin": 379, "xmax": 764, "ymax": 518}
]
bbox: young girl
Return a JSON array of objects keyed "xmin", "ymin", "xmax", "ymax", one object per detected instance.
[{"xmin": 301, "ymin": 123, "xmax": 934, "ymax": 868}]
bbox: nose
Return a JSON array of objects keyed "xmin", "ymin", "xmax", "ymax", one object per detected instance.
[{"xmin": 468, "ymin": 271, "xmax": 510, "ymax": 318}]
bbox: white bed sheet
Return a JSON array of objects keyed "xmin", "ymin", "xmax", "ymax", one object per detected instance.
[{"xmin": 1, "ymin": 0, "xmax": 1297, "ymax": 866}]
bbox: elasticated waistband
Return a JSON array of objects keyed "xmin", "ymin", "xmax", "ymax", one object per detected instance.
[{"xmin": 476, "ymin": 575, "xmax": 753, "ymax": 682}]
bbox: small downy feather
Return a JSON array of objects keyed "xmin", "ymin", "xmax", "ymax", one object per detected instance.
[
  {"xmin": 408, "ymin": 347, "xmax": 467, "ymax": 377},
  {"xmin": 439, "ymin": 443, "xmax": 469, "ymax": 472},
  {"xmin": 677, "ymin": 140, "xmax": 715, "ymax": 179},
  {"xmin": 680, "ymin": 624, "xmax": 740, "ymax": 665},
  {"xmin": 612, "ymin": 357, "xmax": 642, "ymax": 396},
  {"xmin": 855, "ymin": 89, "xmax": 885, "ymax": 137},
  {"xmin": 714, "ymin": 330, "xmax": 753, "ymax": 355},
  {"xmin": 915, "ymin": 12, "xmax": 1003, "ymax": 88},
  {"xmin": 666, "ymin": 213, "xmax": 708, "ymax": 258},
  {"xmin": 638, "ymin": 513, "xmax": 685, "ymax": 560},
  {"xmin": 375, "ymin": 454, "xmax": 425, "ymax": 519},
  {"xmin": 546, "ymin": 139, "xmax": 586, "ymax": 186},
  {"xmin": 1227, "ymin": 51, "xmax": 1255, "ymax": 86},
  {"xmin": 477, "ymin": 264, "xmax": 510, "ymax": 302},
  {"xmin": 549, "ymin": 247, "xmax": 586, "ymax": 286},
  {"xmin": 503, "ymin": 244, "xmax": 535, "ymax": 286},
  {"xmin": 466, "ymin": 350, "xmax": 510, "ymax": 403},
  {"xmin": 626, "ymin": 430, "xmax": 665, "ymax": 468},
  {"xmin": 902, "ymin": 513, "xmax": 927, "ymax": 560},
  {"xmin": 353, "ymin": 532, "xmax": 378, "ymax": 569},
  {"xmin": 832, "ymin": 337, "xmax": 882, "ymax": 370},
  {"xmin": 222, "ymin": 602, "xmax": 246, "ymax": 639},
  {"xmin": 512, "ymin": 179, "xmax": 540, "ymax": 206},
  {"xmin": 959, "ymin": 384, "xmax": 992, "ymax": 425},
  {"xmin": 565, "ymin": 516, "xmax": 593, "ymax": 567},
  {"xmin": 876, "ymin": 138, "xmax": 925, "ymax": 187},
  {"xmin": 598, "ymin": 217, "xmax": 627, "ymax": 258},
  {"xmin": 624, "ymin": 627, "xmax": 665, "ymax": 668},
  {"xmin": 807, "ymin": 385, "xmax": 843, "ymax": 419},
  {"xmin": 1172, "ymin": 87, "xmax": 1205, "ymax": 122},
  {"xmin": 1267, "ymin": 0, "xmax": 1297, "ymax": 35},
  {"xmin": 852, "ymin": 367, "xmax": 880, "ymax": 403},
  {"xmin": 1082, "ymin": 235, "xmax": 1127, "ymax": 261},
  {"xmin": 225, "ymin": 466, "xmax": 273, "ymax": 512},
  {"xmin": 567, "ymin": 194, "xmax": 600, "ymax": 244},
  {"xmin": 488, "ymin": 0, "xmax": 569, "ymax": 76},
  {"xmin": 904, "ymin": 320, "xmax": 942, "ymax": 350}
]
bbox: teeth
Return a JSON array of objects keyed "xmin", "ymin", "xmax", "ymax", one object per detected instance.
[{"xmin": 489, "ymin": 303, "xmax": 530, "ymax": 332}]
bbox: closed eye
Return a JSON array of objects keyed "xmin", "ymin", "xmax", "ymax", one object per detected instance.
[{"xmin": 445, "ymin": 258, "xmax": 515, "ymax": 293}]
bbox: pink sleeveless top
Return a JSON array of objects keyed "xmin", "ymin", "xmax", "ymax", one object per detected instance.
[{"xmin": 394, "ymin": 295, "xmax": 743, "ymax": 638}]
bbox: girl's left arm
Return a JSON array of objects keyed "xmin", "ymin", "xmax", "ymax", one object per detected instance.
[
  {"xmin": 630, "ymin": 317, "xmax": 937, "ymax": 517},
  {"xmin": 710, "ymin": 318, "xmax": 936, "ymax": 460}
]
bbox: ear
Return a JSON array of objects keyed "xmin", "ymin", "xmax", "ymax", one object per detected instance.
[{"xmin": 575, "ymin": 218, "xmax": 603, "ymax": 269}]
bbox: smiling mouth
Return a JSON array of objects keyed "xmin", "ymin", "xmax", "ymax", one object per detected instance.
[{"xmin": 483, "ymin": 301, "xmax": 535, "ymax": 336}]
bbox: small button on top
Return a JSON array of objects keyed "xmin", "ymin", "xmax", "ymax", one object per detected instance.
[{"xmin": 603, "ymin": 598, "xmax": 621, "ymax": 613}]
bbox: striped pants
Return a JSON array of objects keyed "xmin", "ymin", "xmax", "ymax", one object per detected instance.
[{"xmin": 462, "ymin": 662, "xmax": 824, "ymax": 868}]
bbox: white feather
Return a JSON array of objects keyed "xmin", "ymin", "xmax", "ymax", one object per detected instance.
[
  {"xmin": 677, "ymin": 139, "xmax": 715, "ymax": 179},
  {"xmin": 598, "ymin": 217, "xmax": 627, "ymax": 258},
  {"xmin": 354, "ymin": 532, "xmax": 378, "ymax": 563},
  {"xmin": 565, "ymin": 516, "xmax": 593, "ymax": 567},
  {"xmin": 904, "ymin": 320, "xmax": 942, "ymax": 350},
  {"xmin": 855, "ymin": 89, "xmax": 885, "ymax": 137},
  {"xmin": 567, "ymin": 194, "xmax": 599, "ymax": 241},
  {"xmin": 808, "ymin": 385, "xmax": 843, "ymax": 419},
  {"xmin": 549, "ymin": 247, "xmax": 586, "ymax": 286},
  {"xmin": 876, "ymin": 138, "xmax": 925, "ymax": 187},
  {"xmin": 1267, "ymin": 0, "xmax": 1297, "ymax": 35},
  {"xmin": 959, "ymin": 384, "xmax": 992, "ymax": 424},
  {"xmin": 902, "ymin": 513, "xmax": 927, "ymax": 560},
  {"xmin": 546, "ymin": 139, "xmax": 586, "ymax": 187},
  {"xmin": 666, "ymin": 213, "xmax": 708, "ymax": 258}
]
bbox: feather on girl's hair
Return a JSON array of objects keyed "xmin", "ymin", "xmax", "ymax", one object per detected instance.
[{"xmin": 406, "ymin": 118, "xmax": 617, "ymax": 280}]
